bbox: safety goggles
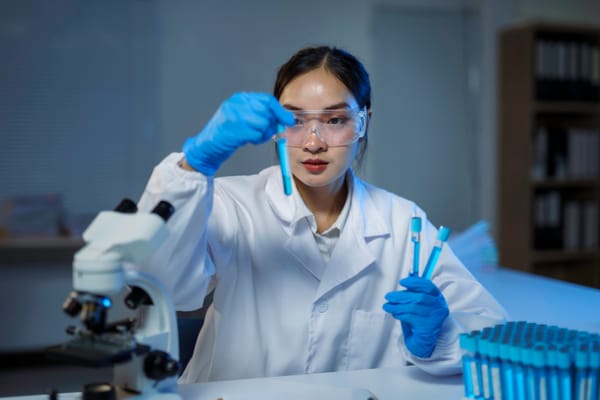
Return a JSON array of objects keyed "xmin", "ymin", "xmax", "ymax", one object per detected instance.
[{"xmin": 282, "ymin": 108, "xmax": 367, "ymax": 147}]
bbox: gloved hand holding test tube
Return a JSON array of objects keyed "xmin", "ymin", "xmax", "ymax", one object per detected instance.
[{"xmin": 382, "ymin": 220, "xmax": 451, "ymax": 358}]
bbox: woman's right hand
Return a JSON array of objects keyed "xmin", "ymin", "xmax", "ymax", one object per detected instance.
[{"xmin": 182, "ymin": 92, "xmax": 295, "ymax": 176}]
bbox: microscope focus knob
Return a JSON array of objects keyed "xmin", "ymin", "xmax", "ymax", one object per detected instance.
[{"xmin": 144, "ymin": 350, "xmax": 180, "ymax": 381}]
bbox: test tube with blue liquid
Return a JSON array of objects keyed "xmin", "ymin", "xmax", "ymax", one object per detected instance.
[
  {"xmin": 557, "ymin": 345, "xmax": 572, "ymax": 400},
  {"xmin": 478, "ymin": 327, "xmax": 494, "ymax": 400},
  {"xmin": 500, "ymin": 336, "xmax": 516, "ymax": 400},
  {"xmin": 531, "ymin": 344, "xmax": 547, "ymax": 400},
  {"xmin": 275, "ymin": 124, "xmax": 292, "ymax": 196},
  {"xmin": 410, "ymin": 217, "xmax": 421, "ymax": 277},
  {"xmin": 422, "ymin": 226, "xmax": 451, "ymax": 280},
  {"xmin": 511, "ymin": 341, "xmax": 527, "ymax": 400},
  {"xmin": 522, "ymin": 343, "xmax": 537, "ymax": 400},
  {"xmin": 546, "ymin": 344, "xmax": 560, "ymax": 400},
  {"xmin": 574, "ymin": 343, "xmax": 589, "ymax": 400},
  {"xmin": 460, "ymin": 332, "xmax": 482, "ymax": 399},
  {"xmin": 587, "ymin": 341, "xmax": 600, "ymax": 400},
  {"xmin": 488, "ymin": 327, "xmax": 504, "ymax": 400}
]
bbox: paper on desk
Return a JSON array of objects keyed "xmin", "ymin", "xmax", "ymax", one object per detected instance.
[{"xmin": 178, "ymin": 379, "xmax": 378, "ymax": 400}]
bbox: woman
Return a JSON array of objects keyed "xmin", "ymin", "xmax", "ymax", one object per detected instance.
[{"xmin": 136, "ymin": 46, "xmax": 507, "ymax": 383}]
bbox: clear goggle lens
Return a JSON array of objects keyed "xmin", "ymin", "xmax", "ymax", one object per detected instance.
[{"xmin": 282, "ymin": 108, "xmax": 366, "ymax": 147}]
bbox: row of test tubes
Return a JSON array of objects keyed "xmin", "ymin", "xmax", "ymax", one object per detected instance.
[{"xmin": 459, "ymin": 321, "xmax": 600, "ymax": 400}]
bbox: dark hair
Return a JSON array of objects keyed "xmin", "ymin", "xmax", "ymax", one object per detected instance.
[{"xmin": 273, "ymin": 46, "xmax": 371, "ymax": 169}]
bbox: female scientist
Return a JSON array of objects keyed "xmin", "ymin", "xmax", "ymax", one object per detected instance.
[{"xmin": 136, "ymin": 46, "xmax": 507, "ymax": 383}]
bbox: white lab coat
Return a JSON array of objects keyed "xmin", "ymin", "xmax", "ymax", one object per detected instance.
[{"xmin": 136, "ymin": 153, "xmax": 507, "ymax": 383}]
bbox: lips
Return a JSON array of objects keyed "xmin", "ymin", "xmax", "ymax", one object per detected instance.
[
  {"xmin": 302, "ymin": 159, "xmax": 328, "ymax": 166},
  {"xmin": 302, "ymin": 159, "xmax": 328, "ymax": 173}
]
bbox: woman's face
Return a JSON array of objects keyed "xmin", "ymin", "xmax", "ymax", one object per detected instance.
[{"xmin": 279, "ymin": 68, "xmax": 360, "ymax": 193}]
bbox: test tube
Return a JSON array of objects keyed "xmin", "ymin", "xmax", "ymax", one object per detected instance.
[
  {"xmin": 521, "ymin": 343, "xmax": 535, "ymax": 400},
  {"xmin": 532, "ymin": 344, "xmax": 548, "ymax": 400},
  {"xmin": 488, "ymin": 327, "xmax": 504, "ymax": 400},
  {"xmin": 557, "ymin": 345, "xmax": 573, "ymax": 400},
  {"xmin": 546, "ymin": 344, "xmax": 560, "ymax": 400},
  {"xmin": 275, "ymin": 125, "xmax": 292, "ymax": 196},
  {"xmin": 587, "ymin": 341, "xmax": 600, "ymax": 400},
  {"xmin": 500, "ymin": 336, "xmax": 516, "ymax": 400},
  {"xmin": 574, "ymin": 343, "xmax": 589, "ymax": 400},
  {"xmin": 511, "ymin": 341, "xmax": 527, "ymax": 400},
  {"xmin": 422, "ymin": 226, "xmax": 451, "ymax": 280},
  {"xmin": 460, "ymin": 332, "xmax": 482, "ymax": 399},
  {"xmin": 479, "ymin": 327, "xmax": 494, "ymax": 400},
  {"xmin": 410, "ymin": 217, "xmax": 422, "ymax": 277}
]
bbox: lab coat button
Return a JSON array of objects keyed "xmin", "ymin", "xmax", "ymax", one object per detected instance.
[{"xmin": 317, "ymin": 301, "xmax": 328, "ymax": 313}]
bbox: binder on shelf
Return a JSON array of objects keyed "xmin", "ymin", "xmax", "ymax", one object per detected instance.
[
  {"xmin": 533, "ymin": 191, "xmax": 563, "ymax": 250},
  {"xmin": 534, "ymin": 37, "xmax": 600, "ymax": 102},
  {"xmin": 532, "ymin": 126, "xmax": 599, "ymax": 181}
]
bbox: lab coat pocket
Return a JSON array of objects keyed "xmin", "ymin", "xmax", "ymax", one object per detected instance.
[{"xmin": 345, "ymin": 309, "xmax": 401, "ymax": 370}]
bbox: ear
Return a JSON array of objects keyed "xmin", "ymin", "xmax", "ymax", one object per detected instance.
[{"xmin": 357, "ymin": 108, "xmax": 370, "ymax": 136}]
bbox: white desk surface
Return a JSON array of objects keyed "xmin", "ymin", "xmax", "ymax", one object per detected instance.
[{"xmin": 4, "ymin": 266, "xmax": 600, "ymax": 400}]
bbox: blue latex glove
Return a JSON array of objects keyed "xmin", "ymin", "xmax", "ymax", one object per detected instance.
[
  {"xmin": 182, "ymin": 92, "xmax": 295, "ymax": 176},
  {"xmin": 383, "ymin": 276, "xmax": 449, "ymax": 358}
]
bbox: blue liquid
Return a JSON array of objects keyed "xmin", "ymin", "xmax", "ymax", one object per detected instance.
[
  {"xmin": 411, "ymin": 241, "xmax": 420, "ymax": 276},
  {"xmin": 502, "ymin": 362, "xmax": 515, "ymax": 400},
  {"xmin": 422, "ymin": 246, "xmax": 442, "ymax": 280},
  {"xmin": 514, "ymin": 363, "xmax": 526, "ymax": 400},
  {"xmin": 462, "ymin": 354, "xmax": 478, "ymax": 398},
  {"xmin": 559, "ymin": 369, "xmax": 572, "ymax": 400},
  {"xmin": 276, "ymin": 137, "xmax": 292, "ymax": 196},
  {"xmin": 525, "ymin": 361, "xmax": 536, "ymax": 400},
  {"xmin": 547, "ymin": 368, "xmax": 559, "ymax": 400},
  {"xmin": 587, "ymin": 368, "xmax": 598, "ymax": 400}
]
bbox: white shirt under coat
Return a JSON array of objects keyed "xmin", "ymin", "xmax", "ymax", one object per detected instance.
[{"xmin": 135, "ymin": 153, "xmax": 507, "ymax": 383}]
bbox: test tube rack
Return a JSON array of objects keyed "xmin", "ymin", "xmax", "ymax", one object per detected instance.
[{"xmin": 459, "ymin": 321, "xmax": 600, "ymax": 400}]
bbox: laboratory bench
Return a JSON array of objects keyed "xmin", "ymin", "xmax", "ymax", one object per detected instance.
[{"xmin": 2, "ymin": 265, "xmax": 600, "ymax": 400}]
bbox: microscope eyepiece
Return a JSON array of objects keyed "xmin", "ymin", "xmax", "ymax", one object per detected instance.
[
  {"xmin": 151, "ymin": 200, "xmax": 175, "ymax": 221},
  {"xmin": 113, "ymin": 198, "xmax": 138, "ymax": 213}
]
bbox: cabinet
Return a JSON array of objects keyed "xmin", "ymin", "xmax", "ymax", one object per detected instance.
[{"xmin": 498, "ymin": 21, "xmax": 600, "ymax": 288}]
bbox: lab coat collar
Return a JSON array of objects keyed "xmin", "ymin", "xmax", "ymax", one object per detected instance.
[
  {"xmin": 264, "ymin": 165, "xmax": 389, "ymax": 238},
  {"xmin": 264, "ymin": 166, "xmax": 390, "ymax": 292}
]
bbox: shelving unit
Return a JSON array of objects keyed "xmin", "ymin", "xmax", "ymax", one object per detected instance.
[{"xmin": 498, "ymin": 21, "xmax": 600, "ymax": 288}]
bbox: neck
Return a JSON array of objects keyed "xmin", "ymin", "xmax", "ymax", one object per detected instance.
[{"xmin": 295, "ymin": 174, "xmax": 349, "ymax": 233}]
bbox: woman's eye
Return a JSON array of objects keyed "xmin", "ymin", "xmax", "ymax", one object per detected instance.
[
  {"xmin": 327, "ymin": 117, "xmax": 347, "ymax": 125},
  {"xmin": 294, "ymin": 118, "xmax": 304, "ymax": 126}
]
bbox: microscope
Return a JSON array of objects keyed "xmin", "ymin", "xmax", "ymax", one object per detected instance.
[{"xmin": 47, "ymin": 198, "xmax": 182, "ymax": 400}]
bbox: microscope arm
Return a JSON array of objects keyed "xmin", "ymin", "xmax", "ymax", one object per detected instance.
[{"xmin": 125, "ymin": 269, "xmax": 179, "ymax": 358}]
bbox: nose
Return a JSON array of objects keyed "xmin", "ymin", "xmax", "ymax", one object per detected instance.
[{"xmin": 302, "ymin": 125, "xmax": 327, "ymax": 153}]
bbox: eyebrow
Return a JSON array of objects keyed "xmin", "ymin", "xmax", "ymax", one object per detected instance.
[{"xmin": 282, "ymin": 102, "xmax": 350, "ymax": 111}]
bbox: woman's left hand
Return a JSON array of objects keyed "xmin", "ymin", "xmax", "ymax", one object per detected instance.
[{"xmin": 383, "ymin": 276, "xmax": 449, "ymax": 358}]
